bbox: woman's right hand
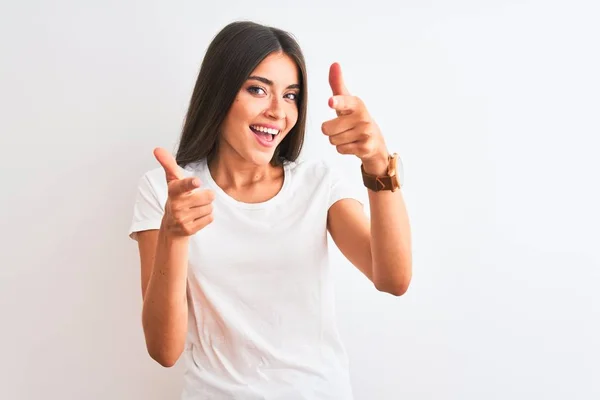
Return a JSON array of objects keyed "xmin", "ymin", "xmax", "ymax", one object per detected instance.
[{"xmin": 154, "ymin": 147, "xmax": 215, "ymax": 237}]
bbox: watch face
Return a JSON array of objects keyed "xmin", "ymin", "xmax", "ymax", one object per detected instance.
[
  {"xmin": 396, "ymin": 155, "xmax": 404, "ymax": 187},
  {"xmin": 389, "ymin": 153, "xmax": 404, "ymax": 186}
]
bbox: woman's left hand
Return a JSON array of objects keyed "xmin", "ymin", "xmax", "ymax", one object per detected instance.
[{"xmin": 321, "ymin": 62, "xmax": 390, "ymax": 175}]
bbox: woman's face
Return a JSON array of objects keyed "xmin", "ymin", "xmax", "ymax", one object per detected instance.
[{"xmin": 219, "ymin": 52, "xmax": 301, "ymax": 166}]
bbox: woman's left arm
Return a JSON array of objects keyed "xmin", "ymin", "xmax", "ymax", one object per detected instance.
[
  {"xmin": 327, "ymin": 174, "xmax": 412, "ymax": 296},
  {"xmin": 324, "ymin": 63, "xmax": 412, "ymax": 296}
]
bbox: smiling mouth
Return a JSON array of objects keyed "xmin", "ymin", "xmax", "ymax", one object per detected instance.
[{"xmin": 250, "ymin": 125, "xmax": 281, "ymax": 142}]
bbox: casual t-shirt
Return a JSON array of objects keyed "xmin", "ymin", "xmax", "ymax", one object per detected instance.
[{"xmin": 128, "ymin": 157, "xmax": 365, "ymax": 400}]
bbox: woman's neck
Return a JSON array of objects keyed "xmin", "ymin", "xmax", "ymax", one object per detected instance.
[{"xmin": 207, "ymin": 147, "xmax": 282, "ymax": 191}]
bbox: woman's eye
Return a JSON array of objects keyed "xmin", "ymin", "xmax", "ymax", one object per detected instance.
[
  {"xmin": 248, "ymin": 86, "xmax": 266, "ymax": 95},
  {"xmin": 248, "ymin": 86, "xmax": 298, "ymax": 102},
  {"xmin": 285, "ymin": 93, "xmax": 298, "ymax": 101}
]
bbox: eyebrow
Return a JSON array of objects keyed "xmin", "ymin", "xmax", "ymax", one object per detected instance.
[{"xmin": 247, "ymin": 75, "xmax": 300, "ymax": 90}]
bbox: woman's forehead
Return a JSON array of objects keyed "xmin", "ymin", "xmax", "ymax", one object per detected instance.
[{"xmin": 249, "ymin": 53, "xmax": 300, "ymax": 87}]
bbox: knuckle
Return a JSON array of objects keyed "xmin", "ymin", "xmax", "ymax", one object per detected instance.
[
  {"xmin": 172, "ymin": 210, "xmax": 185, "ymax": 223},
  {"xmin": 170, "ymin": 180, "xmax": 183, "ymax": 193},
  {"xmin": 198, "ymin": 190, "xmax": 209, "ymax": 202}
]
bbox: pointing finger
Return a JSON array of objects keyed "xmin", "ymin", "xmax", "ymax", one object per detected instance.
[
  {"xmin": 328, "ymin": 62, "xmax": 350, "ymax": 96},
  {"xmin": 154, "ymin": 147, "xmax": 183, "ymax": 183}
]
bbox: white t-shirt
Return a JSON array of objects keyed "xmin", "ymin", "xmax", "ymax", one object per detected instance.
[{"xmin": 128, "ymin": 157, "xmax": 365, "ymax": 400}]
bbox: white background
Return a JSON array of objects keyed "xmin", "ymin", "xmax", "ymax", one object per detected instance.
[{"xmin": 1, "ymin": 0, "xmax": 599, "ymax": 399}]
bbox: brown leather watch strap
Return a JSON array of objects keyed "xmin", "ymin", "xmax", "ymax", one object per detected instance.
[
  {"xmin": 361, "ymin": 167, "xmax": 397, "ymax": 192},
  {"xmin": 360, "ymin": 153, "xmax": 401, "ymax": 192}
]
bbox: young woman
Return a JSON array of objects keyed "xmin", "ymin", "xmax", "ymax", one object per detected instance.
[{"xmin": 129, "ymin": 20, "xmax": 412, "ymax": 400}]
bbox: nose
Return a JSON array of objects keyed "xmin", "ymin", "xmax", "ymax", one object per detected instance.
[{"xmin": 265, "ymin": 96, "xmax": 285, "ymax": 120}]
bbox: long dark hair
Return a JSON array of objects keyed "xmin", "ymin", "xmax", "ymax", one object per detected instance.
[{"xmin": 175, "ymin": 21, "xmax": 308, "ymax": 168}]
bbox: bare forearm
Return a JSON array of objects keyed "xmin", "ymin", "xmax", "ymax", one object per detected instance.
[
  {"xmin": 142, "ymin": 223, "xmax": 189, "ymax": 366},
  {"xmin": 368, "ymin": 187, "xmax": 412, "ymax": 295}
]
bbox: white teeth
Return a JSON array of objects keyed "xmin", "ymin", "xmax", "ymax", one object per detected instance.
[{"xmin": 251, "ymin": 125, "xmax": 279, "ymax": 135}]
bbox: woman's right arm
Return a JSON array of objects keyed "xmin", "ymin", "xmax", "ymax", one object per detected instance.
[
  {"xmin": 138, "ymin": 227, "xmax": 190, "ymax": 367},
  {"xmin": 135, "ymin": 147, "xmax": 215, "ymax": 367}
]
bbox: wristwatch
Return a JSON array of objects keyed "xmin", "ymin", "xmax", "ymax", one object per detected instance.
[{"xmin": 361, "ymin": 153, "xmax": 404, "ymax": 192}]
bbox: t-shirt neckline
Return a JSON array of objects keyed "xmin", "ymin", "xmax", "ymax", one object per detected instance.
[{"xmin": 196, "ymin": 158, "xmax": 292, "ymax": 210}]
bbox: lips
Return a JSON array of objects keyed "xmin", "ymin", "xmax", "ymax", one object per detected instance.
[
  {"xmin": 250, "ymin": 124, "xmax": 281, "ymax": 136},
  {"xmin": 250, "ymin": 124, "xmax": 281, "ymax": 147}
]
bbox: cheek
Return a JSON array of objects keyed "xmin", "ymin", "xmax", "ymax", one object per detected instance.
[
  {"xmin": 287, "ymin": 106, "xmax": 299, "ymax": 128},
  {"xmin": 223, "ymin": 99, "xmax": 253, "ymax": 135}
]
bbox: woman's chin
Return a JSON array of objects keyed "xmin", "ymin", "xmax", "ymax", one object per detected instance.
[
  {"xmin": 220, "ymin": 137, "xmax": 277, "ymax": 166},
  {"xmin": 248, "ymin": 151, "xmax": 276, "ymax": 166},
  {"xmin": 236, "ymin": 145, "xmax": 275, "ymax": 166}
]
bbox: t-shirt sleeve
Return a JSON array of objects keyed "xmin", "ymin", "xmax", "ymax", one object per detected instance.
[
  {"xmin": 327, "ymin": 161, "xmax": 368, "ymax": 210},
  {"xmin": 128, "ymin": 172, "xmax": 165, "ymax": 241}
]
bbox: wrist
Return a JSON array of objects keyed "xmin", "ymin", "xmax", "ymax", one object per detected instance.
[
  {"xmin": 361, "ymin": 151, "xmax": 389, "ymax": 175},
  {"xmin": 160, "ymin": 216, "xmax": 190, "ymax": 243}
]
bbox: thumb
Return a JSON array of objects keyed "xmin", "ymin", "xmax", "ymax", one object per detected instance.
[
  {"xmin": 153, "ymin": 147, "xmax": 184, "ymax": 183},
  {"xmin": 328, "ymin": 62, "xmax": 350, "ymax": 96}
]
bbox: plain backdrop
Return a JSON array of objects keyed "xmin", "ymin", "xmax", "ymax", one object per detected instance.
[{"xmin": 1, "ymin": 0, "xmax": 599, "ymax": 399}]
